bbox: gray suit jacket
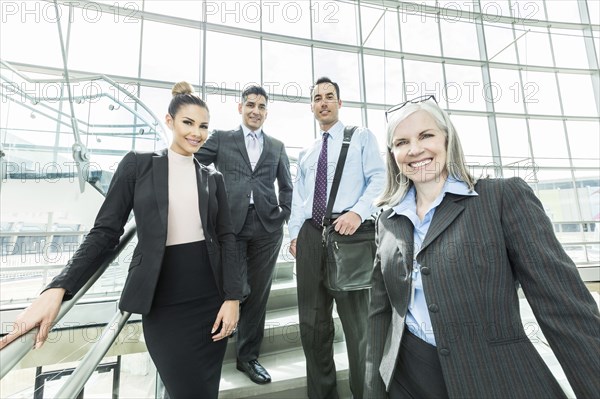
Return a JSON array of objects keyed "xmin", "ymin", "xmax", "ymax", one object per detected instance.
[
  {"xmin": 365, "ymin": 177, "xmax": 600, "ymax": 398},
  {"xmin": 47, "ymin": 149, "xmax": 243, "ymax": 315},
  {"xmin": 195, "ymin": 128, "xmax": 293, "ymax": 234}
]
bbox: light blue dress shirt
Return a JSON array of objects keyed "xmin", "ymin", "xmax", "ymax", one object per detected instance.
[
  {"xmin": 390, "ymin": 177, "xmax": 478, "ymax": 346},
  {"xmin": 288, "ymin": 121, "xmax": 385, "ymax": 240}
]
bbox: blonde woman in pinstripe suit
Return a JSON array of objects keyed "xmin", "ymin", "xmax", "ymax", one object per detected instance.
[{"xmin": 364, "ymin": 96, "xmax": 599, "ymax": 398}]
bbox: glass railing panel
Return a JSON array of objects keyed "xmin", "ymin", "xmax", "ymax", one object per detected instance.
[
  {"xmin": 1, "ymin": 60, "xmax": 167, "ymax": 306},
  {"xmin": 0, "ymin": 172, "xmax": 139, "ymax": 305},
  {"xmin": 0, "ymin": 321, "xmax": 158, "ymax": 398},
  {"xmin": 493, "ymin": 166, "xmax": 600, "ymax": 267}
]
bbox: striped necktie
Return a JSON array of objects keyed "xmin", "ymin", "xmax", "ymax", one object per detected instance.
[{"xmin": 311, "ymin": 132, "xmax": 329, "ymax": 229}]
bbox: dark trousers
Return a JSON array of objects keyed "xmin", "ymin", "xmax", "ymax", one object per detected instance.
[
  {"xmin": 296, "ymin": 221, "xmax": 369, "ymax": 399},
  {"xmin": 389, "ymin": 329, "xmax": 449, "ymax": 399},
  {"xmin": 236, "ymin": 205, "xmax": 283, "ymax": 362}
]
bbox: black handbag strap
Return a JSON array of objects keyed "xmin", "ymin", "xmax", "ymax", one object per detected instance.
[{"xmin": 324, "ymin": 126, "xmax": 357, "ymax": 224}]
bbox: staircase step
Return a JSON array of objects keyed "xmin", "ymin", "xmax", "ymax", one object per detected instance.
[
  {"xmin": 266, "ymin": 278, "xmax": 297, "ymax": 311},
  {"xmin": 223, "ymin": 307, "xmax": 344, "ymax": 361},
  {"xmin": 219, "ymin": 342, "xmax": 352, "ymax": 399},
  {"xmin": 273, "ymin": 260, "xmax": 295, "ymax": 281}
]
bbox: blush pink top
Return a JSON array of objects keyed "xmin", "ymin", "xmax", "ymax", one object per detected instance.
[{"xmin": 165, "ymin": 148, "xmax": 205, "ymax": 246}]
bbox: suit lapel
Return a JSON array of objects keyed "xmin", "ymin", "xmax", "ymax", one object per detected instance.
[
  {"xmin": 152, "ymin": 149, "xmax": 169, "ymax": 231},
  {"xmin": 195, "ymin": 162, "xmax": 209, "ymax": 233},
  {"xmin": 391, "ymin": 214, "xmax": 415, "ymax": 275},
  {"xmin": 233, "ymin": 128, "xmax": 252, "ymax": 170},
  {"xmin": 419, "ymin": 195, "xmax": 465, "ymax": 254}
]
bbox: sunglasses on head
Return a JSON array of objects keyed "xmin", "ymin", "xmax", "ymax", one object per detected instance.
[{"xmin": 385, "ymin": 95, "xmax": 438, "ymax": 122}]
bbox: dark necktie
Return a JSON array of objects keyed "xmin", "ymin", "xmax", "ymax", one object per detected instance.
[{"xmin": 311, "ymin": 132, "xmax": 329, "ymax": 229}]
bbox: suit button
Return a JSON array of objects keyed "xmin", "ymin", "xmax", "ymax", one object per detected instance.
[
  {"xmin": 421, "ymin": 267, "xmax": 431, "ymax": 275},
  {"xmin": 246, "ymin": 194, "xmax": 251, "ymax": 197},
  {"xmin": 439, "ymin": 348, "xmax": 450, "ymax": 356},
  {"xmin": 428, "ymin": 304, "xmax": 439, "ymax": 313}
]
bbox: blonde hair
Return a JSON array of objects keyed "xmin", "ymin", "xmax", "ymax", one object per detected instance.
[{"xmin": 376, "ymin": 100, "xmax": 476, "ymax": 207}]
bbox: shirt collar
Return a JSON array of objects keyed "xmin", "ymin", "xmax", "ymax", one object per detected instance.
[
  {"xmin": 389, "ymin": 177, "xmax": 478, "ymax": 218},
  {"xmin": 319, "ymin": 120, "xmax": 343, "ymax": 139},
  {"xmin": 241, "ymin": 124, "xmax": 263, "ymax": 139}
]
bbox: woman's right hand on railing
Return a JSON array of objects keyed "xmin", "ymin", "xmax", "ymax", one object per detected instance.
[{"xmin": 0, "ymin": 288, "xmax": 65, "ymax": 350}]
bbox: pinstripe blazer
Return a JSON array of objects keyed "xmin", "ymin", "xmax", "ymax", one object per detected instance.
[
  {"xmin": 365, "ymin": 177, "xmax": 600, "ymax": 398},
  {"xmin": 195, "ymin": 128, "xmax": 293, "ymax": 234}
]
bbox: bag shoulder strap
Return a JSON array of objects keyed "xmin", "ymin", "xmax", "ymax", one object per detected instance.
[{"xmin": 325, "ymin": 126, "xmax": 357, "ymax": 221}]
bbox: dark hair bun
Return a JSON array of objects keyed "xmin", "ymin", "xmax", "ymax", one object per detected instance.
[{"xmin": 172, "ymin": 81, "xmax": 194, "ymax": 97}]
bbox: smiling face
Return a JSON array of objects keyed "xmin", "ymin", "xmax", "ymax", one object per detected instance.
[
  {"xmin": 311, "ymin": 82, "xmax": 342, "ymax": 131},
  {"xmin": 391, "ymin": 110, "xmax": 448, "ymax": 189},
  {"xmin": 166, "ymin": 104, "xmax": 209, "ymax": 156},
  {"xmin": 239, "ymin": 94, "xmax": 268, "ymax": 131}
]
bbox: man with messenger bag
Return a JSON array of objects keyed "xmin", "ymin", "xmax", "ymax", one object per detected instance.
[{"xmin": 288, "ymin": 77, "xmax": 385, "ymax": 399}]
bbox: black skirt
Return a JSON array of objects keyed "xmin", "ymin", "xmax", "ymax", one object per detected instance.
[{"xmin": 142, "ymin": 240, "xmax": 226, "ymax": 399}]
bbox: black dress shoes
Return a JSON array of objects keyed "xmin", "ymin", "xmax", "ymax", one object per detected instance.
[{"xmin": 236, "ymin": 359, "xmax": 272, "ymax": 384}]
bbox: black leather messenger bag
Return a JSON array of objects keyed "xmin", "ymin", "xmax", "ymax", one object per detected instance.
[{"xmin": 321, "ymin": 126, "xmax": 376, "ymax": 292}]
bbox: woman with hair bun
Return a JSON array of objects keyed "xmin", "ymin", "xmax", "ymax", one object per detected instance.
[{"xmin": 1, "ymin": 81, "xmax": 242, "ymax": 398}]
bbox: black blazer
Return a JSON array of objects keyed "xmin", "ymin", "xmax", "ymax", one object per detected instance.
[
  {"xmin": 195, "ymin": 128, "xmax": 293, "ymax": 234},
  {"xmin": 47, "ymin": 149, "xmax": 243, "ymax": 315}
]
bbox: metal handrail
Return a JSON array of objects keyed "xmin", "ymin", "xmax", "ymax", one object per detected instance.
[
  {"xmin": 0, "ymin": 223, "xmax": 137, "ymax": 379},
  {"xmin": 54, "ymin": 309, "xmax": 131, "ymax": 398},
  {"xmin": 0, "ymin": 73, "xmax": 160, "ymax": 137},
  {"xmin": 0, "ymin": 59, "xmax": 165, "ymax": 139}
]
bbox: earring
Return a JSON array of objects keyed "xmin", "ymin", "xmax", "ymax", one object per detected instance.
[{"xmin": 395, "ymin": 173, "xmax": 409, "ymax": 186}]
